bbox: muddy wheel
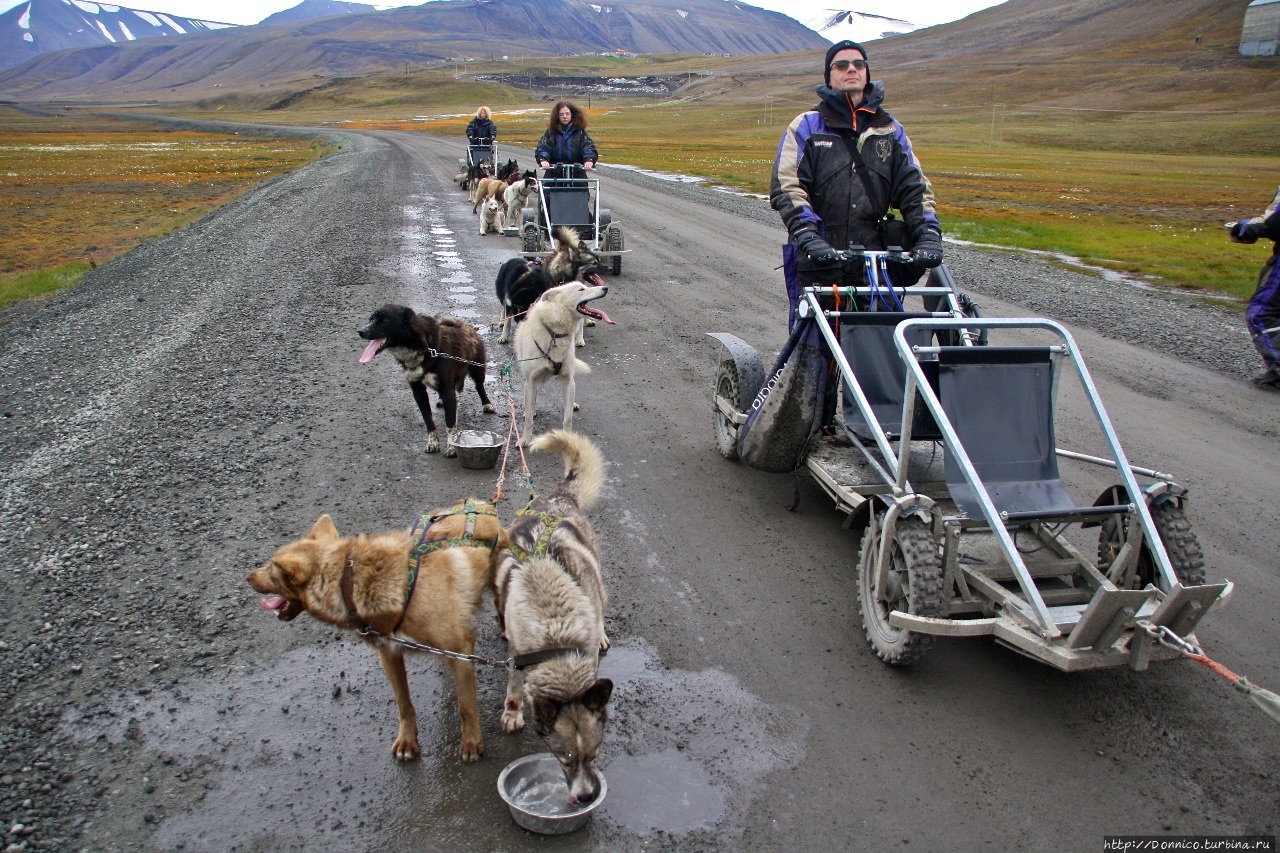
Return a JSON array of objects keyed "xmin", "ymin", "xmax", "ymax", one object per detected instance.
[
  {"xmin": 714, "ymin": 359, "xmax": 747, "ymax": 459},
  {"xmin": 857, "ymin": 515, "xmax": 942, "ymax": 665},
  {"xmin": 522, "ymin": 224, "xmax": 541, "ymax": 254},
  {"xmin": 605, "ymin": 224, "xmax": 624, "ymax": 276},
  {"xmin": 1097, "ymin": 501, "xmax": 1206, "ymax": 588}
]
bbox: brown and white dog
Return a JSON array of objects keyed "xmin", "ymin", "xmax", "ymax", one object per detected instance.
[
  {"xmin": 502, "ymin": 171, "xmax": 538, "ymax": 231},
  {"xmin": 494, "ymin": 430, "xmax": 611, "ymax": 804},
  {"xmin": 358, "ymin": 305, "xmax": 495, "ymax": 457},
  {"xmin": 248, "ymin": 500, "xmax": 509, "ymax": 763},
  {"xmin": 472, "ymin": 175, "xmax": 509, "ymax": 214}
]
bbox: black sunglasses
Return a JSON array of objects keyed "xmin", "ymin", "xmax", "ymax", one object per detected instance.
[{"xmin": 829, "ymin": 59, "xmax": 868, "ymax": 72}]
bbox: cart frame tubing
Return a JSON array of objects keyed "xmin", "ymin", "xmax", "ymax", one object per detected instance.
[
  {"xmin": 536, "ymin": 173, "xmax": 602, "ymax": 243},
  {"xmin": 891, "ymin": 316, "xmax": 1182, "ymax": 637}
]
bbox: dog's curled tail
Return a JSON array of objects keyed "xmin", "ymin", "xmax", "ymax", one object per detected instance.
[
  {"xmin": 531, "ymin": 429, "xmax": 604, "ymax": 509},
  {"xmin": 553, "ymin": 226, "xmax": 584, "ymax": 251}
]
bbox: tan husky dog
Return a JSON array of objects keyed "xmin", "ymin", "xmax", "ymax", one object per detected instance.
[{"xmin": 248, "ymin": 499, "xmax": 508, "ymax": 763}]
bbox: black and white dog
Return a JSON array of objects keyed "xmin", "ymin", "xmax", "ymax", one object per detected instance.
[
  {"xmin": 494, "ymin": 227, "xmax": 603, "ymax": 345},
  {"xmin": 358, "ymin": 305, "xmax": 496, "ymax": 456}
]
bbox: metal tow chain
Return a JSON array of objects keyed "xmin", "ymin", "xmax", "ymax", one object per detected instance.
[
  {"xmin": 1136, "ymin": 621, "xmax": 1204, "ymax": 658},
  {"xmin": 358, "ymin": 626, "xmax": 515, "ymax": 670}
]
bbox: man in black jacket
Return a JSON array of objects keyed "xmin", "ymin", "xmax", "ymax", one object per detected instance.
[
  {"xmin": 1229, "ymin": 186, "xmax": 1280, "ymax": 389},
  {"xmin": 770, "ymin": 40, "xmax": 942, "ymax": 320}
]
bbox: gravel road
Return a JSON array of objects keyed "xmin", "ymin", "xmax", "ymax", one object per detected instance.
[{"xmin": 1, "ymin": 126, "xmax": 1276, "ymax": 852}]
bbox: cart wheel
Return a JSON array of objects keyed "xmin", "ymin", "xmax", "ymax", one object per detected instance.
[
  {"xmin": 714, "ymin": 359, "xmax": 747, "ymax": 459},
  {"xmin": 1096, "ymin": 501, "xmax": 1206, "ymax": 588},
  {"xmin": 606, "ymin": 224, "xmax": 623, "ymax": 276},
  {"xmin": 522, "ymin": 224, "xmax": 541, "ymax": 254},
  {"xmin": 857, "ymin": 516, "xmax": 942, "ymax": 665}
]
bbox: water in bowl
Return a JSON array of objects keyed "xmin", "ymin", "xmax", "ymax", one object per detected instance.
[{"xmin": 509, "ymin": 766, "xmax": 577, "ymax": 817}]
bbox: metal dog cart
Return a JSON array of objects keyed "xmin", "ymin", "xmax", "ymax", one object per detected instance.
[
  {"xmin": 710, "ymin": 250, "xmax": 1230, "ymax": 671},
  {"xmin": 520, "ymin": 164, "xmax": 627, "ymax": 275},
  {"xmin": 460, "ymin": 137, "xmax": 494, "ymax": 191}
]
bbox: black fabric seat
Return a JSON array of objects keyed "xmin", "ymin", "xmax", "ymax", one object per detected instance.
[
  {"xmin": 544, "ymin": 186, "xmax": 592, "ymax": 227},
  {"xmin": 839, "ymin": 312, "xmax": 942, "ymax": 441},
  {"xmin": 935, "ymin": 346, "xmax": 1076, "ymax": 518}
]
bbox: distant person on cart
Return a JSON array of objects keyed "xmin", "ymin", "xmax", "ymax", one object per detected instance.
[
  {"xmin": 1228, "ymin": 186, "xmax": 1280, "ymax": 389},
  {"xmin": 536, "ymin": 101, "xmax": 597, "ymax": 173},
  {"xmin": 770, "ymin": 40, "xmax": 942, "ymax": 324},
  {"xmin": 466, "ymin": 106, "xmax": 497, "ymax": 145}
]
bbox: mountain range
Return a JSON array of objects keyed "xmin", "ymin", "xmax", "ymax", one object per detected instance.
[
  {"xmin": 0, "ymin": 0, "xmax": 234, "ymax": 71},
  {"xmin": 0, "ymin": 0, "xmax": 829, "ymax": 91}
]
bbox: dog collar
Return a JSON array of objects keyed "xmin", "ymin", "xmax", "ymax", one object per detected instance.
[
  {"xmin": 339, "ymin": 544, "xmax": 371, "ymax": 634},
  {"xmin": 510, "ymin": 648, "xmax": 587, "ymax": 671}
]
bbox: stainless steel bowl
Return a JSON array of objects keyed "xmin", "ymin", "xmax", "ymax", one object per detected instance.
[
  {"xmin": 496, "ymin": 752, "xmax": 606, "ymax": 835},
  {"xmin": 450, "ymin": 429, "xmax": 503, "ymax": 469}
]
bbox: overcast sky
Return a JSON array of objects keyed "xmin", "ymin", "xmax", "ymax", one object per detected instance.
[{"xmin": 0, "ymin": 0, "xmax": 1004, "ymax": 30}]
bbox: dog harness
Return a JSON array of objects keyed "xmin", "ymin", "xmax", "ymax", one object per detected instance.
[
  {"xmin": 341, "ymin": 500, "xmax": 500, "ymax": 635},
  {"xmin": 507, "ymin": 495, "xmax": 564, "ymax": 562},
  {"xmin": 533, "ymin": 333, "xmax": 571, "ymax": 375}
]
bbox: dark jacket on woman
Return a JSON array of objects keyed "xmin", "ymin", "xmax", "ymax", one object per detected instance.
[
  {"xmin": 535, "ymin": 125, "xmax": 598, "ymax": 166},
  {"xmin": 466, "ymin": 116, "xmax": 496, "ymax": 144}
]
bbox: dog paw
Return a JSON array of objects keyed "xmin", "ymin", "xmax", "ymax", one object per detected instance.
[
  {"xmin": 460, "ymin": 738, "xmax": 484, "ymax": 763},
  {"xmin": 483, "ymin": 403, "xmax": 496, "ymax": 413},
  {"xmin": 391, "ymin": 734, "xmax": 421, "ymax": 762},
  {"xmin": 501, "ymin": 709, "xmax": 525, "ymax": 733},
  {"xmin": 443, "ymin": 443, "xmax": 458, "ymax": 459},
  {"xmin": 426, "ymin": 434, "xmax": 441, "ymax": 454}
]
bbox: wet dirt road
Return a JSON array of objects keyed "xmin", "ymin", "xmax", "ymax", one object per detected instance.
[{"xmin": 1, "ymin": 128, "xmax": 1277, "ymax": 852}]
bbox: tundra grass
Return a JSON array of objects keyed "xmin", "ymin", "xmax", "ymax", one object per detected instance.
[{"xmin": 0, "ymin": 114, "xmax": 324, "ymax": 308}]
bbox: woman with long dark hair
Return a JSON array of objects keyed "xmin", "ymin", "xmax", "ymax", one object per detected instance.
[{"xmin": 535, "ymin": 101, "xmax": 598, "ymax": 170}]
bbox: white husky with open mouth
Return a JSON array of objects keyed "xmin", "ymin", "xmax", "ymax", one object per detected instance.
[{"xmin": 514, "ymin": 278, "xmax": 614, "ymax": 443}]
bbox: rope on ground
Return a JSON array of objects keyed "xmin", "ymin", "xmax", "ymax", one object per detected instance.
[
  {"xmin": 1142, "ymin": 622, "xmax": 1280, "ymax": 724},
  {"xmin": 492, "ymin": 359, "xmax": 535, "ymax": 503},
  {"xmin": 1186, "ymin": 652, "xmax": 1280, "ymax": 724}
]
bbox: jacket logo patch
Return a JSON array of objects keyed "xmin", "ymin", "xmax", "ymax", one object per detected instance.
[
  {"xmin": 874, "ymin": 138, "xmax": 893, "ymax": 162},
  {"xmin": 814, "ymin": 140, "xmax": 833, "ymax": 148}
]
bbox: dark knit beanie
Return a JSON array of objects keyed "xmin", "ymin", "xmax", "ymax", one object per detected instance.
[{"xmin": 824, "ymin": 40, "xmax": 868, "ymax": 86}]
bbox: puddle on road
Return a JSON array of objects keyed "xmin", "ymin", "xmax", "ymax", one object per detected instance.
[{"xmin": 61, "ymin": 637, "xmax": 804, "ymax": 847}]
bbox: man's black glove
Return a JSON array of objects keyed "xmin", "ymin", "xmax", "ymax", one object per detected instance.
[
  {"xmin": 912, "ymin": 230, "xmax": 944, "ymax": 268},
  {"xmin": 1229, "ymin": 220, "xmax": 1260, "ymax": 244},
  {"xmin": 794, "ymin": 227, "xmax": 840, "ymax": 265}
]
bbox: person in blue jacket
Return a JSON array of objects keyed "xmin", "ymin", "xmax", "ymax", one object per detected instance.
[
  {"xmin": 535, "ymin": 101, "xmax": 597, "ymax": 171},
  {"xmin": 1229, "ymin": 186, "xmax": 1280, "ymax": 389},
  {"xmin": 466, "ymin": 106, "xmax": 496, "ymax": 145},
  {"xmin": 771, "ymin": 40, "xmax": 942, "ymax": 321}
]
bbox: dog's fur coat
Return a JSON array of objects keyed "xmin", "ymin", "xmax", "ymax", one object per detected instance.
[
  {"xmin": 502, "ymin": 172, "xmax": 537, "ymax": 230},
  {"xmin": 358, "ymin": 304, "xmax": 495, "ymax": 457},
  {"xmin": 466, "ymin": 159, "xmax": 493, "ymax": 202},
  {"xmin": 495, "ymin": 226, "xmax": 605, "ymax": 345},
  {"xmin": 494, "ymin": 430, "xmax": 612, "ymax": 803},
  {"xmin": 248, "ymin": 501, "xmax": 509, "ymax": 762},
  {"xmin": 472, "ymin": 176, "xmax": 509, "ymax": 213},
  {"xmin": 514, "ymin": 276, "xmax": 611, "ymax": 442},
  {"xmin": 479, "ymin": 195, "xmax": 503, "ymax": 235}
]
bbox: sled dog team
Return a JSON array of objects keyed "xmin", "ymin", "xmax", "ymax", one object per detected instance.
[{"xmin": 252, "ymin": 164, "xmax": 620, "ymax": 802}]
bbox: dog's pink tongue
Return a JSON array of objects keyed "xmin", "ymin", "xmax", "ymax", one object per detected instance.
[
  {"xmin": 261, "ymin": 596, "xmax": 285, "ymax": 612},
  {"xmin": 359, "ymin": 339, "xmax": 384, "ymax": 364}
]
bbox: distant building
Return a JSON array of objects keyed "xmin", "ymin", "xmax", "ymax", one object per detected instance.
[{"xmin": 1241, "ymin": 0, "xmax": 1280, "ymax": 56}]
